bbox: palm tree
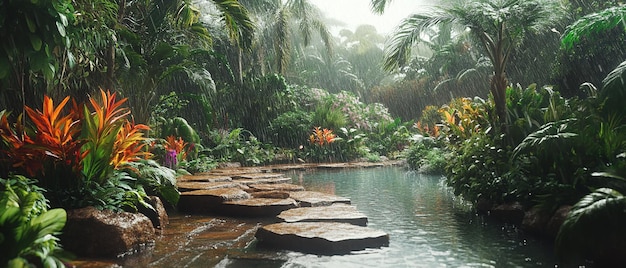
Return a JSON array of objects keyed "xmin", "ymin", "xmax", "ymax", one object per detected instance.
[
  {"xmin": 372, "ymin": 0, "xmax": 564, "ymax": 128},
  {"xmin": 240, "ymin": 0, "xmax": 332, "ymax": 76}
]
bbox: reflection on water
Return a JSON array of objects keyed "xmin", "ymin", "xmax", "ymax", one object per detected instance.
[{"xmin": 258, "ymin": 167, "xmax": 558, "ymax": 268}]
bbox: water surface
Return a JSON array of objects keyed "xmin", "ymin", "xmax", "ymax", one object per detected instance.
[{"xmin": 231, "ymin": 166, "xmax": 559, "ymax": 267}]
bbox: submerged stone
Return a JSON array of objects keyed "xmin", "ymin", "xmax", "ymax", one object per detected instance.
[
  {"xmin": 255, "ymin": 222, "xmax": 389, "ymax": 254},
  {"xmin": 289, "ymin": 191, "xmax": 351, "ymax": 207},
  {"xmin": 277, "ymin": 204, "xmax": 368, "ymax": 226}
]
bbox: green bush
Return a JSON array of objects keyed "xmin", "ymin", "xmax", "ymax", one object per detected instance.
[
  {"xmin": 405, "ymin": 136, "xmax": 446, "ymax": 174},
  {"xmin": 269, "ymin": 110, "xmax": 313, "ymax": 148},
  {"xmin": 0, "ymin": 175, "xmax": 71, "ymax": 267}
]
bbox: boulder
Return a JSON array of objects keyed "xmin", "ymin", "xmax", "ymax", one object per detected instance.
[
  {"xmin": 491, "ymin": 202, "xmax": 525, "ymax": 224},
  {"xmin": 547, "ymin": 205, "xmax": 572, "ymax": 237},
  {"xmin": 138, "ymin": 196, "xmax": 169, "ymax": 234},
  {"xmin": 521, "ymin": 207, "xmax": 552, "ymax": 236},
  {"xmin": 178, "ymin": 188, "xmax": 251, "ymax": 213},
  {"xmin": 277, "ymin": 204, "xmax": 368, "ymax": 226},
  {"xmin": 289, "ymin": 191, "xmax": 351, "ymax": 207},
  {"xmin": 62, "ymin": 206, "xmax": 156, "ymax": 258},
  {"xmin": 221, "ymin": 198, "xmax": 298, "ymax": 217},
  {"xmin": 256, "ymin": 222, "xmax": 389, "ymax": 254}
]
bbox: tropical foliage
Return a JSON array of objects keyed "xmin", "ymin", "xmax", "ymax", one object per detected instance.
[
  {"xmin": 0, "ymin": 175, "xmax": 71, "ymax": 267},
  {"xmin": 0, "ymin": 90, "xmax": 177, "ymax": 211}
]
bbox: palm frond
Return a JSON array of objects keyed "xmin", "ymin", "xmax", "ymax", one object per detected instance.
[
  {"xmin": 562, "ymin": 5, "xmax": 626, "ymax": 50},
  {"xmin": 212, "ymin": 0, "xmax": 256, "ymax": 50},
  {"xmin": 555, "ymin": 188, "xmax": 626, "ymax": 263},
  {"xmin": 384, "ymin": 11, "xmax": 455, "ymax": 71},
  {"xmin": 370, "ymin": 0, "xmax": 391, "ymax": 14}
]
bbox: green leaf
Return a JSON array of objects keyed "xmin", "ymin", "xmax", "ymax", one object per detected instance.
[
  {"xmin": 29, "ymin": 35, "xmax": 42, "ymax": 51},
  {"xmin": 55, "ymin": 21, "xmax": 66, "ymax": 37},
  {"xmin": 24, "ymin": 14, "xmax": 37, "ymax": 32}
]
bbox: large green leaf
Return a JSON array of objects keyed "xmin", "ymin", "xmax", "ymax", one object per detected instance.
[{"xmin": 556, "ymin": 188, "xmax": 626, "ymax": 263}]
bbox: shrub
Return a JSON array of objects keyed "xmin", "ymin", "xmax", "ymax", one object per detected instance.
[{"xmin": 0, "ymin": 175, "xmax": 71, "ymax": 267}]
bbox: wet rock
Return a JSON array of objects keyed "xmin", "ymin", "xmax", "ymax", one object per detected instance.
[
  {"xmin": 255, "ymin": 222, "xmax": 389, "ymax": 254},
  {"xmin": 547, "ymin": 205, "xmax": 572, "ymax": 237},
  {"xmin": 178, "ymin": 188, "xmax": 251, "ymax": 213},
  {"xmin": 521, "ymin": 207, "xmax": 551, "ymax": 236},
  {"xmin": 277, "ymin": 204, "xmax": 368, "ymax": 226},
  {"xmin": 139, "ymin": 196, "xmax": 169, "ymax": 234},
  {"xmin": 250, "ymin": 191, "xmax": 291, "ymax": 199},
  {"xmin": 177, "ymin": 181, "xmax": 241, "ymax": 192},
  {"xmin": 232, "ymin": 173, "xmax": 285, "ymax": 180},
  {"xmin": 289, "ymin": 191, "xmax": 351, "ymax": 207},
  {"xmin": 247, "ymin": 183, "xmax": 305, "ymax": 192},
  {"xmin": 177, "ymin": 174, "xmax": 232, "ymax": 183},
  {"xmin": 235, "ymin": 177, "xmax": 292, "ymax": 186},
  {"xmin": 221, "ymin": 198, "xmax": 298, "ymax": 217},
  {"xmin": 62, "ymin": 206, "xmax": 156, "ymax": 258},
  {"xmin": 475, "ymin": 197, "xmax": 493, "ymax": 214},
  {"xmin": 491, "ymin": 202, "xmax": 525, "ymax": 224}
]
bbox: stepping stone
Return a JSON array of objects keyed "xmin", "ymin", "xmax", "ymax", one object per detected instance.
[
  {"xmin": 289, "ymin": 191, "xmax": 351, "ymax": 207},
  {"xmin": 250, "ymin": 191, "xmax": 291, "ymax": 199},
  {"xmin": 235, "ymin": 177, "xmax": 292, "ymax": 186},
  {"xmin": 221, "ymin": 198, "xmax": 298, "ymax": 217},
  {"xmin": 247, "ymin": 183, "xmax": 305, "ymax": 192},
  {"xmin": 255, "ymin": 222, "xmax": 389, "ymax": 254},
  {"xmin": 351, "ymin": 162, "xmax": 385, "ymax": 168},
  {"xmin": 177, "ymin": 181, "xmax": 241, "ymax": 192},
  {"xmin": 209, "ymin": 167, "xmax": 263, "ymax": 175},
  {"xmin": 317, "ymin": 163, "xmax": 351, "ymax": 169},
  {"xmin": 232, "ymin": 173, "xmax": 285, "ymax": 180},
  {"xmin": 178, "ymin": 188, "xmax": 250, "ymax": 213},
  {"xmin": 177, "ymin": 175, "xmax": 232, "ymax": 183},
  {"xmin": 277, "ymin": 204, "xmax": 368, "ymax": 226}
]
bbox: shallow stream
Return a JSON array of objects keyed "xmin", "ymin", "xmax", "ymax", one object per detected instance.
[
  {"xmin": 109, "ymin": 166, "xmax": 559, "ymax": 267},
  {"xmin": 221, "ymin": 166, "xmax": 559, "ymax": 267}
]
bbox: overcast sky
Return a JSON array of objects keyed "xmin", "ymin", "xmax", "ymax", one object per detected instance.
[{"xmin": 309, "ymin": 0, "xmax": 438, "ymax": 35}]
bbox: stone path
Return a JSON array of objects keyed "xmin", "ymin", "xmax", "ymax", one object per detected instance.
[{"xmin": 177, "ymin": 162, "xmax": 398, "ymax": 254}]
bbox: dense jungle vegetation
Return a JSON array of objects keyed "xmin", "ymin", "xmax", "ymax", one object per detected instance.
[{"xmin": 1, "ymin": 0, "xmax": 626, "ymax": 266}]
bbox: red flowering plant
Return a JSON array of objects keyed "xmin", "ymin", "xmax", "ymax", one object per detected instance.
[
  {"xmin": 0, "ymin": 90, "xmax": 178, "ymax": 210},
  {"xmin": 304, "ymin": 127, "xmax": 340, "ymax": 162}
]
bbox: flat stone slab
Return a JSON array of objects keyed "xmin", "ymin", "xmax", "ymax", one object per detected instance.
[
  {"xmin": 247, "ymin": 183, "xmax": 305, "ymax": 192},
  {"xmin": 208, "ymin": 168, "xmax": 263, "ymax": 175},
  {"xmin": 235, "ymin": 177, "xmax": 292, "ymax": 186},
  {"xmin": 177, "ymin": 181, "xmax": 241, "ymax": 192},
  {"xmin": 177, "ymin": 175, "xmax": 232, "ymax": 183},
  {"xmin": 289, "ymin": 191, "xmax": 351, "ymax": 207},
  {"xmin": 222, "ymin": 198, "xmax": 298, "ymax": 217},
  {"xmin": 277, "ymin": 204, "xmax": 368, "ymax": 226},
  {"xmin": 232, "ymin": 173, "xmax": 285, "ymax": 180},
  {"xmin": 178, "ymin": 188, "xmax": 251, "ymax": 213},
  {"xmin": 255, "ymin": 222, "xmax": 389, "ymax": 254}
]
